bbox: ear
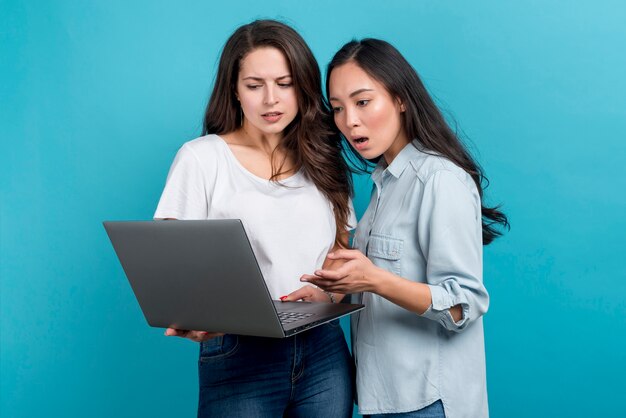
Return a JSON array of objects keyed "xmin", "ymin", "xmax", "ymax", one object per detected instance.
[{"xmin": 397, "ymin": 97, "xmax": 405, "ymax": 112}]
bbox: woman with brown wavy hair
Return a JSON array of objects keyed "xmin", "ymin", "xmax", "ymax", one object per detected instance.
[{"xmin": 154, "ymin": 20, "xmax": 354, "ymax": 417}]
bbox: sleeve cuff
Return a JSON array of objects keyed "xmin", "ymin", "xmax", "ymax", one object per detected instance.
[{"xmin": 421, "ymin": 285, "xmax": 470, "ymax": 332}]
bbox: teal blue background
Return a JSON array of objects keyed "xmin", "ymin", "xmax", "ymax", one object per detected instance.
[{"xmin": 2, "ymin": 1, "xmax": 625, "ymax": 417}]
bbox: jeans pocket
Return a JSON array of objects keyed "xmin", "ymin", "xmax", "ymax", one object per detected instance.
[{"xmin": 199, "ymin": 334, "xmax": 239, "ymax": 362}]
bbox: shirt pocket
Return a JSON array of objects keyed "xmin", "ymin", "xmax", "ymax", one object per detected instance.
[{"xmin": 367, "ymin": 234, "xmax": 403, "ymax": 276}]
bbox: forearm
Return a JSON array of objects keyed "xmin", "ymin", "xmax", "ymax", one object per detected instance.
[
  {"xmin": 371, "ymin": 267, "xmax": 431, "ymax": 314},
  {"xmin": 371, "ymin": 267, "xmax": 462, "ymax": 321}
]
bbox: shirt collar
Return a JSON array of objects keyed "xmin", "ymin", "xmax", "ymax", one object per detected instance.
[{"xmin": 372, "ymin": 141, "xmax": 421, "ymax": 182}]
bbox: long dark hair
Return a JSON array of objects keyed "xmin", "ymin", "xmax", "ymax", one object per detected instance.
[
  {"xmin": 202, "ymin": 20, "xmax": 352, "ymax": 241},
  {"xmin": 326, "ymin": 39, "xmax": 508, "ymax": 245}
]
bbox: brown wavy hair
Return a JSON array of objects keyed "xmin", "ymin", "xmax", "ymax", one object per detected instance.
[
  {"xmin": 202, "ymin": 20, "xmax": 352, "ymax": 243},
  {"xmin": 327, "ymin": 39, "xmax": 509, "ymax": 245}
]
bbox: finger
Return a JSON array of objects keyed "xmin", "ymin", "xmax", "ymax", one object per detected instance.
[
  {"xmin": 190, "ymin": 331, "xmax": 210, "ymax": 342},
  {"xmin": 313, "ymin": 282, "xmax": 354, "ymax": 293},
  {"xmin": 304, "ymin": 277, "xmax": 339, "ymax": 289},
  {"xmin": 311, "ymin": 269, "xmax": 345, "ymax": 280},
  {"xmin": 281, "ymin": 285, "xmax": 314, "ymax": 302},
  {"xmin": 188, "ymin": 331, "xmax": 224, "ymax": 342},
  {"xmin": 165, "ymin": 328, "xmax": 223, "ymax": 343},
  {"xmin": 327, "ymin": 249, "xmax": 361, "ymax": 260},
  {"xmin": 165, "ymin": 328, "xmax": 187, "ymax": 337},
  {"xmin": 189, "ymin": 331, "xmax": 208, "ymax": 341},
  {"xmin": 299, "ymin": 274, "xmax": 320, "ymax": 281}
]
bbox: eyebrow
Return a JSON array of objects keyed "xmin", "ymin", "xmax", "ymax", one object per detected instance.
[
  {"xmin": 329, "ymin": 88, "xmax": 374, "ymax": 101},
  {"xmin": 242, "ymin": 75, "xmax": 292, "ymax": 81}
]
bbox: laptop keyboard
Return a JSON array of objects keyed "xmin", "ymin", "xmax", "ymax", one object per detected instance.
[{"xmin": 277, "ymin": 311, "xmax": 314, "ymax": 325}]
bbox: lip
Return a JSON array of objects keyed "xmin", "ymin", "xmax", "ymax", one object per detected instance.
[
  {"xmin": 350, "ymin": 135, "xmax": 369, "ymax": 151},
  {"xmin": 261, "ymin": 112, "xmax": 283, "ymax": 123}
]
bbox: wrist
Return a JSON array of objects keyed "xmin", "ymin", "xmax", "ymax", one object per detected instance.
[
  {"xmin": 365, "ymin": 265, "xmax": 387, "ymax": 294},
  {"xmin": 323, "ymin": 290, "xmax": 336, "ymax": 303},
  {"xmin": 370, "ymin": 266, "xmax": 394, "ymax": 295}
]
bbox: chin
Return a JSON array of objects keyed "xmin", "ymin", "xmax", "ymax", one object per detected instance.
[
  {"xmin": 357, "ymin": 150, "xmax": 382, "ymax": 160},
  {"xmin": 266, "ymin": 125, "xmax": 289, "ymax": 135}
]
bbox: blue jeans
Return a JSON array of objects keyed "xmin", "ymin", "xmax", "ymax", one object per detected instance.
[
  {"xmin": 365, "ymin": 400, "xmax": 446, "ymax": 418},
  {"xmin": 197, "ymin": 320, "xmax": 354, "ymax": 417}
]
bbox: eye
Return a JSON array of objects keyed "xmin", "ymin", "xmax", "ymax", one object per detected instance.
[
  {"xmin": 246, "ymin": 84, "xmax": 262, "ymax": 90},
  {"xmin": 277, "ymin": 82, "xmax": 293, "ymax": 88},
  {"xmin": 356, "ymin": 99, "xmax": 370, "ymax": 107},
  {"xmin": 332, "ymin": 106, "xmax": 343, "ymax": 113}
]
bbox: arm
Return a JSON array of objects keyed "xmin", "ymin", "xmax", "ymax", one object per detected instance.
[
  {"xmin": 304, "ymin": 171, "xmax": 486, "ymax": 331},
  {"xmin": 301, "ymin": 249, "xmax": 450, "ymax": 315}
]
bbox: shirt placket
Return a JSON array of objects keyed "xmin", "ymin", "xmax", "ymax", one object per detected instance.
[
  {"xmin": 364, "ymin": 173, "xmax": 386, "ymax": 257},
  {"xmin": 353, "ymin": 170, "xmax": 388, "ymax": 367}
]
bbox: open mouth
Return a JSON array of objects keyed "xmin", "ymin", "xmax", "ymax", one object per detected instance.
[
  {"xmin": 262, "ymin": 112, "xmax": 283, "ymax": 117},
  {"xmin": 350, "ymin": 136, "xmax": 369, "ymax": 151}
]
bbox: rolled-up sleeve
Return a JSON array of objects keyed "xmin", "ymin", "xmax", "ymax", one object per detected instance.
[{"xmin": 417, "ymin": 170, "xmax": 489, "ymax": 332}]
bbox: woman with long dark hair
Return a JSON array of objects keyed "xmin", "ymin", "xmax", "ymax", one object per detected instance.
[
  {"xmin": 154, "ymin": 20, "xmax": 354, "ymax": 417},
  {"xmin": 296, "ymin": 39, "xmax": 509, "ymax": 418}
]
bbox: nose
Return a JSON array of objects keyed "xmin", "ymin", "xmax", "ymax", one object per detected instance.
[
  {"xmin": 344, "ymin": 106, "xmax": 360, "ymax": 127},
  {"xmin": 263, "ymin": 85, "xmax": 278, "ymax": 105}
]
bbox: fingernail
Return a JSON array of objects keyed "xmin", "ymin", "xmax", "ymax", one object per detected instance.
[
  {"xmin": 279, "ymin": 296, "xmax": 287, "ymax": 301},
  {"xmin": 300, "ymin": 277, "xmax": 307, "ymax": 282}
]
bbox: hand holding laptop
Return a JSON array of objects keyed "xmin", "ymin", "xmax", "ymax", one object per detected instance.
[{"xmin": 164, "ymin": 328, "xmax": 224, "ymax": 342}]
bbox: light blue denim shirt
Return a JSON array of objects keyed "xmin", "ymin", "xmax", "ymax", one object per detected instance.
[{"xmin": 351, "ymin": 142, "xmax": 489, "ymax": 418}]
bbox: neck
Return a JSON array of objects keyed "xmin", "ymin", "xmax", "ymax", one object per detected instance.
[
  {"xmin": 382, "ymin": 133, "xmax": 410, "ymax": 165},
  {"xmin": 239, "ymin": 122, "xmax": 283, "ymax": 154}
]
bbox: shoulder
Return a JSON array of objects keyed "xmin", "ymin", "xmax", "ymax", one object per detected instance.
[
  {"xmin": 172, "ymin": 134, "xmax": 225, "ymax": 165},
  {"xmin": 179, "ymin": 134, "xmax": 224, "ymax": 156},
  {"xmin": 408, "ymin": 150, "xmax": 479, "ymax": 198}
]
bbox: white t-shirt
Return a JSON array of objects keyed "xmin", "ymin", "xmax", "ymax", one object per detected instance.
[{"xmin": 154, "ymin": 134, "xmax": 344, "ymax": 298}]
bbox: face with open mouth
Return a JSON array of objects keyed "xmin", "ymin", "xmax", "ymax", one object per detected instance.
[
  {"xmin": 236, "ymin": 47, "xmax": 298, "ymax": 138},
  {"xmin": 329, "ymin": 61, "xmax": 409, "ymax": 163}
]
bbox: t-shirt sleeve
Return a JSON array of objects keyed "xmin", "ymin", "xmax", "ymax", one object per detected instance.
[{"xmin": 154, "ymin": 144, "xmax": 209, "ymax": 220}]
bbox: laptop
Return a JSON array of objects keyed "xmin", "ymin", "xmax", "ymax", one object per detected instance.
[{"xmin": 103, "ymin": 219, "xmax": 364, "ymax": 338}]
